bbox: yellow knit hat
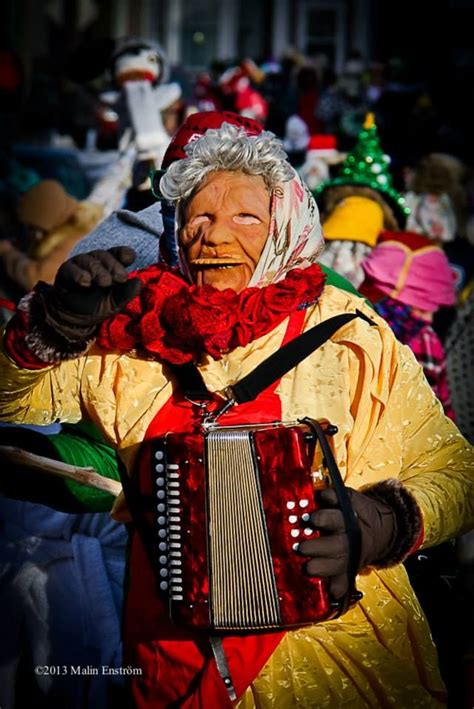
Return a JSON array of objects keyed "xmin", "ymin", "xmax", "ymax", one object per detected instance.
[{"xmin": 322, "ymin": 195, "xmax": 384, "ymax": 247}]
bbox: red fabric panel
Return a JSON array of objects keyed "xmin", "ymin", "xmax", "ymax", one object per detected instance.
[{"xmin": 124, "ymin": 310, "xmax": 307, "ymax": 707}]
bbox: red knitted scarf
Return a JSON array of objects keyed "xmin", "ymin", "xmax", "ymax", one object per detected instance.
[{"xmin": 97, "ymin": 263, "xmax": 326, "ymax": 364}]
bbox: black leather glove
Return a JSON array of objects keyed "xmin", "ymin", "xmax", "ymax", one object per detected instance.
[
  {"xmin": 30, "ymin": 247, "xmax": 142, "ymax": 359},
  {"xmin": 299, "ymin": 482, "xmax": 422, "ymax": 599}
]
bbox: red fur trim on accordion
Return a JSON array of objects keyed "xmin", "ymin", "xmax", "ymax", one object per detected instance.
[{"xmin": 97, "ymin": 263, "xmax": 326, "ymax": 364}]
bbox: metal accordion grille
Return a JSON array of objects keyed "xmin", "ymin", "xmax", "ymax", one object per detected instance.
[{"xmin": 206, "ymin": 429, "xmax": 281, "ymax": 630}]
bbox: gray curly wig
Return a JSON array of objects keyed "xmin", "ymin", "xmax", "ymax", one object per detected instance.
[{"xmin": 159, "ymin": 122, "xmax": 294, "ymax": 202}]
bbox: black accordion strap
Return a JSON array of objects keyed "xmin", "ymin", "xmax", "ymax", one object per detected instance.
[
  {"xmin": 231, "ymin": 309, "xmax": 374, "ymax": 404},
  {"xmin": 167, "ymin": 361, "xmax": 212, "ymax": 401},
  {"xmin": 300, "ymin": 417, "xmax": 362, "ymax": 616},
  {"xmin": 170, "ymin": 309, "xmax": 374, "ymax": 404}
]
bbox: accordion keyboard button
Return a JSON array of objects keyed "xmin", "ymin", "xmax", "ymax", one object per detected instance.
[
  {"xmin": 157, "ymin": 516, "xmax": 166, "ymax": 525},
  {"xmin": 159, "ymin": 542, "xmax": 167, "ymax": 551},
  {"xmin": 304, "ymin": 527, "xmax": 313, "ymax": 535},
  {"xmin": 286, "ymin": 501, "xmax": 296, "ymax": 509},
  {"xmin": 299, "ymin": 499, "xmax": 309, "ymax": 508},
  {"xmin": 159, "ymin": 555, "xmax": 167, "ymax": 564},
  {"xmin": 301, "ymin": 513, "xmax": 310, "ymax": 522},
  {"xmin": 155, "ymin": 451, "xmax": 164, "ymax": 460},
  {"xmin": 289, "ymin": 515, "xmax": 298, "ymax": 523},
  {"xmin": 159, "ymin": 581, "xmax": 168, "ymax": 590},
  {"xmin": 155, "ymin": 477, "xmax": 165, "ymax": 486},
  {"xmin": 291, "ymin": 529, "xmax": 300, "ymax": 538},
  {"xmin": 159, "ymin": 569, "xmax": 168, "ymax": 577}
]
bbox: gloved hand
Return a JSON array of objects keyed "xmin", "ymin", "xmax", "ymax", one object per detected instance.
[
  {"xmin": 33, "ymin": 247, "xmax": 142, "ymax": 348},
  {"xmin": 298, "ymin": 484, "xmax": 421, "ymax": 600}
]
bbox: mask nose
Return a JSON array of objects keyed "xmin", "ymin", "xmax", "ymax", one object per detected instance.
[{"xmin": 201, "ymin": 220, "xmax": 234, "ymax": 245}]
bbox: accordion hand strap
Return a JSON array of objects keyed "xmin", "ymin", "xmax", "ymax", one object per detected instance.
[{"xmin": 300, "ymin": 417, "xmax": 363, "ymax": 616}]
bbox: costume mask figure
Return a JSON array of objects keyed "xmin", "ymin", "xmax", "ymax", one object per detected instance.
[
  {"xmin": 0, "ymin": 180, "xmax": 103, "ymax": 301},
  {"xmin": 218, "ymin": 64, "xmax": 268, "ymax": 123},
  {"xmin": 298, "ymin": 134, "xmax": 345, "ymax": 192},
  {"xmin": 315, "ymin": 113, "xmax": 409, "ymax": 287},
  {"xmin": 0, "ymin": 112, "xmax": 472, "ymax": 709},
  {"xmin": 404, "ymin": 153, "xmax": 467, "ymax": 243},
  {"xmin": 359, "ymin": 230, "xmax": 457, "ymax": 417},
  {"xmin": 86, "ymin": 38, "xmax": 182, "ymax": 218},
  {"xmin": 180, "ymin": 171, "xmax": 271, "ymax": 292}
]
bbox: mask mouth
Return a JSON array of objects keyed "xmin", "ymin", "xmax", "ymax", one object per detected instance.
[{"xmin": 190, "ymin": 258, "xmax": 245, "ymax": 268}]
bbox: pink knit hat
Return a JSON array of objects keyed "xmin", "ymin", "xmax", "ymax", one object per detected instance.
[{"xmin": 360, "ymin": 232, "xmax": 456, "ymax": 311}]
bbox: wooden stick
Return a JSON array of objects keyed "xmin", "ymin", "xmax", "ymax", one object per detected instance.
[{"xmin": 0, "ymin": 445, "xmax": 122, "ymax": 497}]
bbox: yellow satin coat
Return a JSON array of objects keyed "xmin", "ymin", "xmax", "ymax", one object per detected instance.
[{"xmin": 1, "ymin": 285, "xmax": 473, "ymax": 707}]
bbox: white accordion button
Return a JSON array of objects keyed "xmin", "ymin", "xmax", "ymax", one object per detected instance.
[
  {"xmin": 292, "ymin": 542, "xmax": 299, "ymax": 551},
  {"xmin": 155, "ymin": 477, "xmax": 165, "ymax": 486},
  {"xmin": 301, "ymin": 513, "xmax": 310, "ymax": 522},
  {"xmin": 291, "ymin": 529, "xmax": 300, "ymax": 538},
  {"xmin": 158, "ymin": 529, "xmax": 167, "ymax": 538},
  {"xmin": 299, "ymin": 499, "xmax": 309, "ymax": 508},
  {"xmin": 288, "ymin": 515, "xmax": 298, "ymax": 524},
  {"xmin": 158, "ymin": 542, "xmax": 167, "ymax": 551},
  {"xmin": 155, "ymin": 451, "xmax": 164, "ymax": 460},
  {"xmin": 157, "ymin": 503, "xmax": 166, "ymax": 513},
  {"xmin": 159, "ymin": 568, "xmax": 168, "ymax": 577},
  {"xmin": 155, "ymin": 463, "xmax": 164, "ymax": 473},
  {"xmin": 159, "ymin": 581, "xmax": 168, "ymax": 590},
  {"xmin": 157, "ymin": 516, "xmax": 166, "ymax": 525},
  {"xmin": 304, "ymin": 527, "xmax": 313, "ymax": 535},
  {"xmin": 286, "ymin": 501, "xmax": 296, "ymax": 510},
  {"xmin": 159, "ymin": 555, "xmax": 167, "ymax": 564},
  {"xmin": 156, "ymin": 490, "xmax": 166, "ymax": 499}
]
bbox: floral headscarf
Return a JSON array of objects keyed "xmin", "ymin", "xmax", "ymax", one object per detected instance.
[{"xmin": 249, "ymin": 169, "xmax": 324, "ymax": 286}]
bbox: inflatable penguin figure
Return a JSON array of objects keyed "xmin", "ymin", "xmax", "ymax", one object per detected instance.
[{"xmin": 88, "ymin": 38, "xmax": 182, "ymax": 217}]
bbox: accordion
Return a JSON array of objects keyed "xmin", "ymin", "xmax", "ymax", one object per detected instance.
[{"xmin": 134, "ymin": 419, "xmax": 354, "ymax": 632}]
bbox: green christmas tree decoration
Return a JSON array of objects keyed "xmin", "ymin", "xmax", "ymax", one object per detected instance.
[{"xmin": 314, "ymin": 113, "xmax": 410, "ymax": 226}]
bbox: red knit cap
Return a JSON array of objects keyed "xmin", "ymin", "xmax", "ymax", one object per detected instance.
[{"xmin": 161, "ymin": 111, "xmax": 263, "ymax": 169}]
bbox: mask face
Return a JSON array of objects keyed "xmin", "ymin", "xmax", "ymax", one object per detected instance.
[
  {"xmin": 115, "ymin": 49, "xmax": 162, "ymax": 86},
  {"xmin": 180, "ymin": 171, "xmax": 271, "ymax": 293}
]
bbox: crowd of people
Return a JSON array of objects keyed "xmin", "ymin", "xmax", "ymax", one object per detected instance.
[{"xmin": 0, "ymin": 37, "xmax": 473, "ymax": 709}]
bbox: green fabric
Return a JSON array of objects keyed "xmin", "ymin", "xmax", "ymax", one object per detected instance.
[
  {"xmin": 48, "ymin": 421, "xmax": 120, "ymax": 511},
  {"xmin": 320, "ymin": 263, "xmax": 374, "ymax": 309}
]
